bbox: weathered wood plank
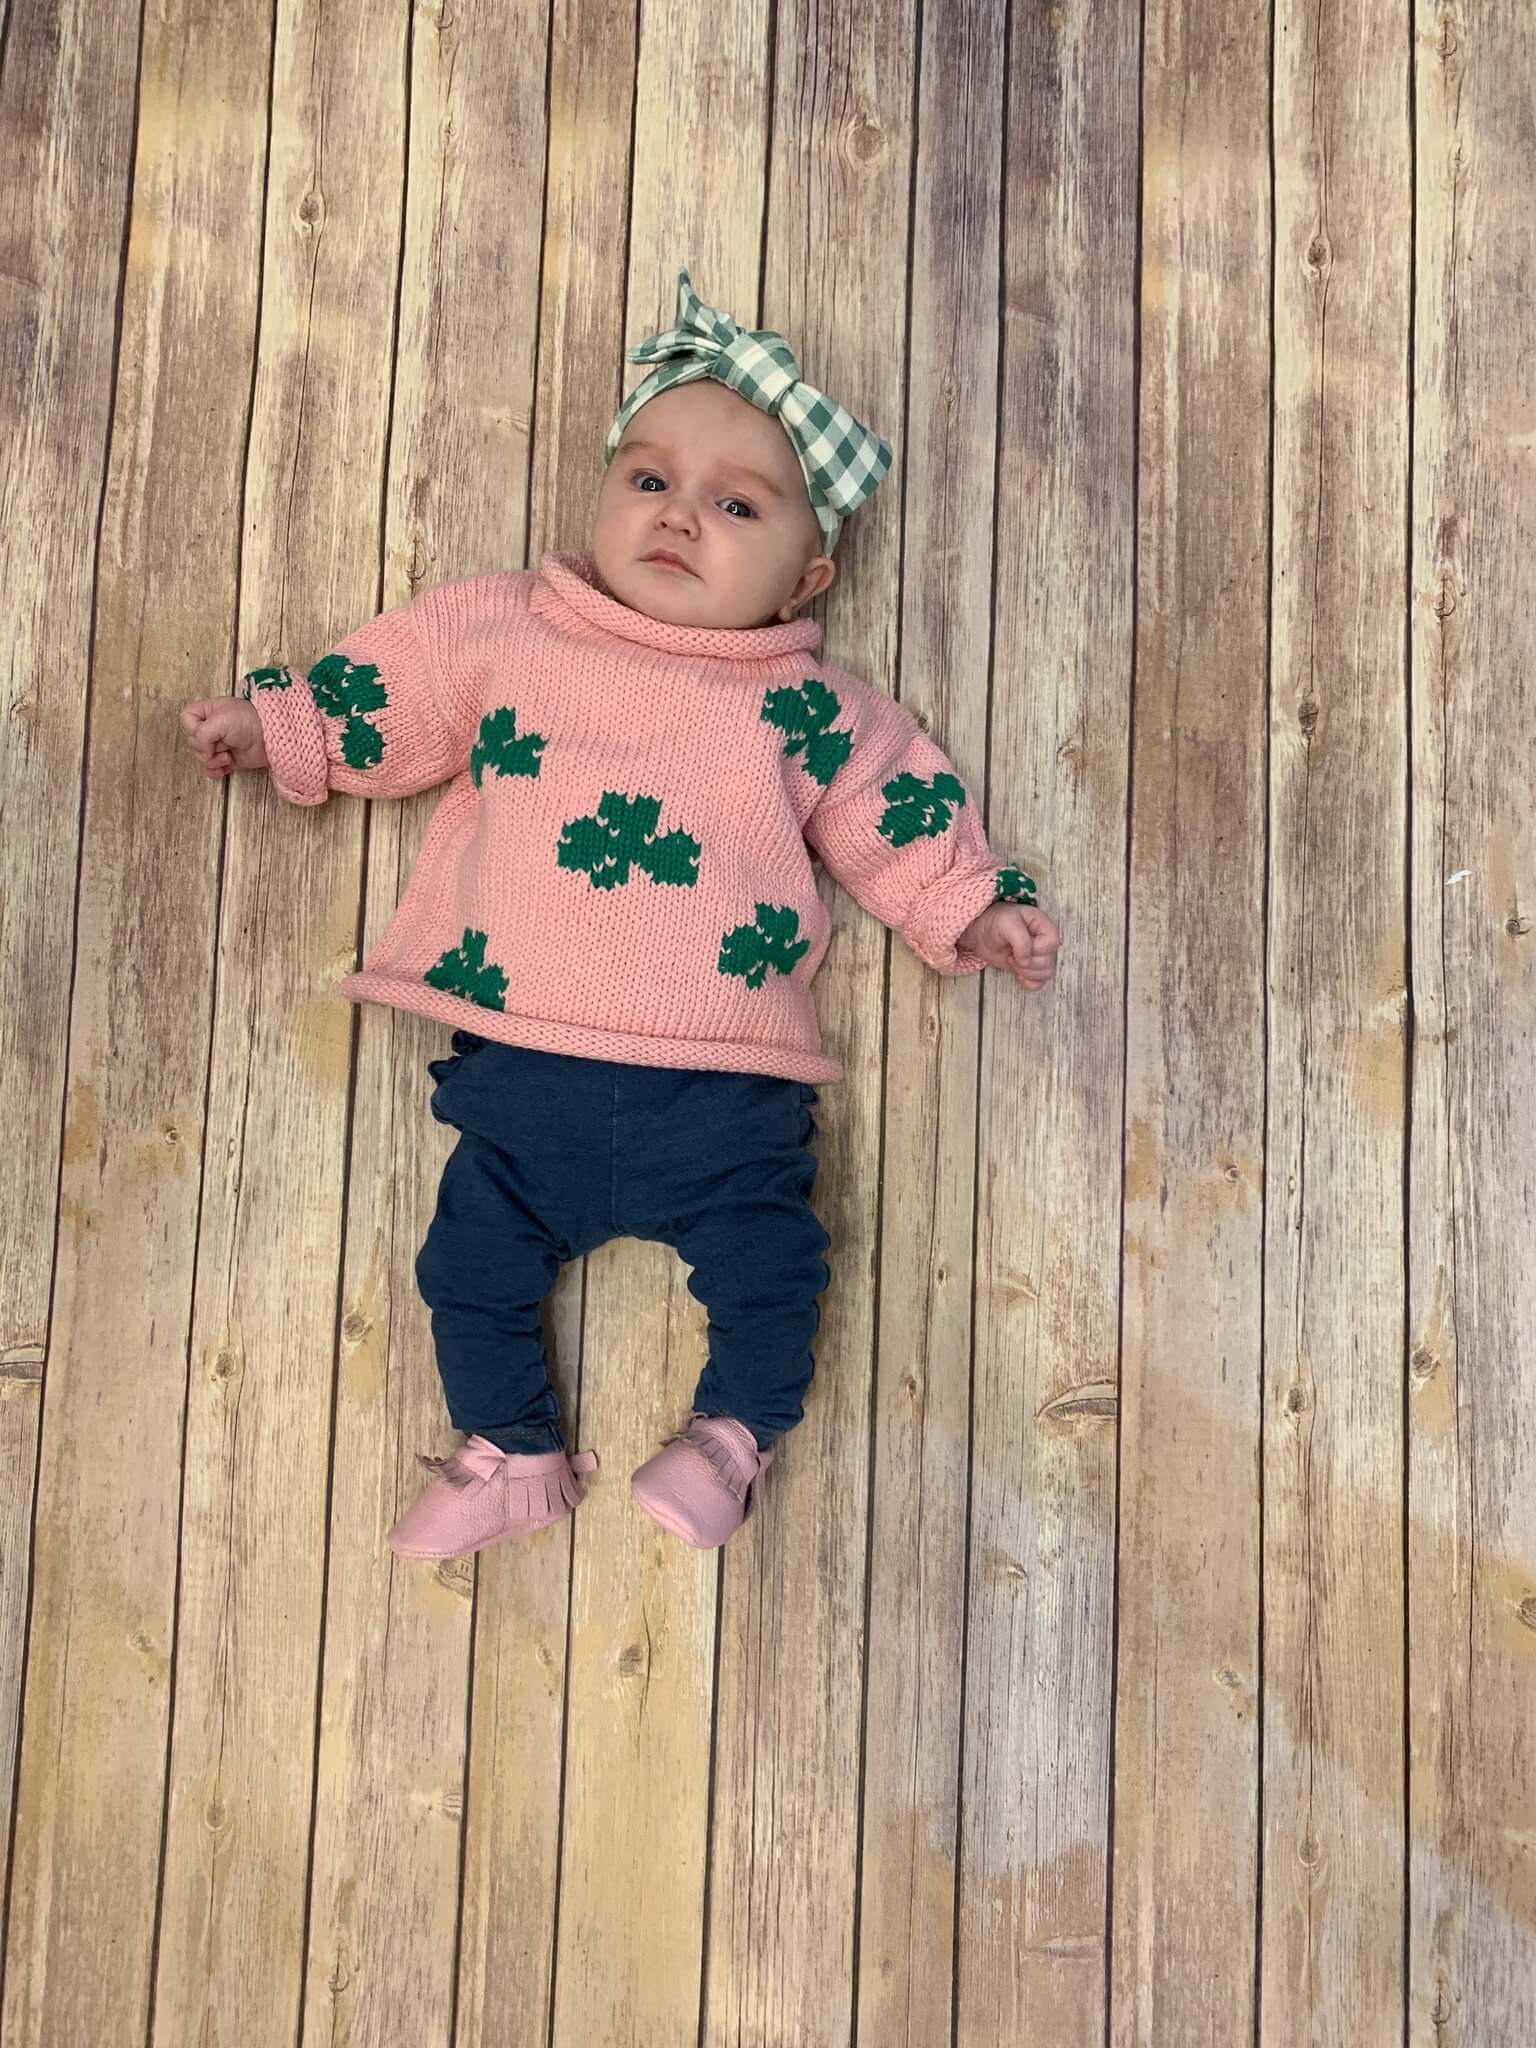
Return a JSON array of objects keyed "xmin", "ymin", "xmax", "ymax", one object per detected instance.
[
  {"xmin": 855, "ymin": 3, "xmax": 1001, "ymax": 2040},
  {"xmin": 547, "ymin": 6, "xmax": 773, "ymax": 2042},
  {"xmin": 450, "ymin": 4, "xmax": 638, "ymax": 2040},
  {"xmin": 959, "ymin": 3, "xmax": 1138, "ymax": 2042},
  {"xmin": 703, "ymin": 5, "xmax": 914, "ymax": 2041},
  {"xmin": 550, "ymin": 1264, "xmax": 720, "ymax": 2045},
  {"xmin": 1408, "ymin": 5, "xmax": 1536, "ymax": 2041},
  {"xmin": 12, "ymin": 4, "xmax": 1536, "ymax": 2037},
  {"xmin": 453, "ymin": 1268, "xmax": 585, "ymax": 2048},
  {"xmin": 1262, "ymin": 1, "xmax": 1411, "ymax": 2038},
  {"xmin": 0, "ymin": 4, "xmax": 261, "ymax": 2040},
  {"xmin": 0, "ymin": 0, "xmax": 140, "ymax": 1981},
  {"xmin": 1111, "ymin": 1, "xmax": 1271, "ymax": 2039},
  {"xmin": 148, "ymin": 2, "xmax": 408, "ymax": 2039},
  {"xmin": 296, "ymin": 5, "xmax": 552, "ymax": 2043}
]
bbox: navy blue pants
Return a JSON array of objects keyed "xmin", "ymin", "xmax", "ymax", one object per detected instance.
[{"xmin": 415, "ymin": 1033, "xmax": 832, "ymax": 1454}]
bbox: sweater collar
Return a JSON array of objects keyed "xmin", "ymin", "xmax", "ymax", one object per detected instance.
[{"xmin": 532, "ymin": 551, "xmax": 823, "ymax": 663}]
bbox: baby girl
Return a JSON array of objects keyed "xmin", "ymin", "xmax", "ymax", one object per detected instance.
[{"xmin": 180, "ymin": 271, "xmax": 1060, "ymax": 1559}]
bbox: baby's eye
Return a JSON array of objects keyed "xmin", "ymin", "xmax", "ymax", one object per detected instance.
[{"xmin": 628, "ymin": 469, "xmax": 754, "ymax": 518}]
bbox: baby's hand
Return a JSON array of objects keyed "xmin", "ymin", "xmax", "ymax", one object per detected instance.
[
  {"xmin": 180, "ymin": 697, "xmax": 268, "ymax": 780},
  {"xmin": 957, "ymin": 903, "xmax": 1059, "ymax": 991}
]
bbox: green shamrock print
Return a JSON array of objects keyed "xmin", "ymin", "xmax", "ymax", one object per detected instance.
[
  {"xmin": 877, "ymin": 770, "xmax": 967, "ymax": 848},
  {"xmin": 423, "ymin": 928, "xmax": 508, "ymax": 1011},
  {"xmin": 718, "ymin": 904, "xmax": 811, "ymax": 991},
  {"xmin": 241, "ymin": 664, "xmax": 295, "ymax": 697},
  {"xmin": 557, "ymin": 792, "xmax": 700, "ymax": 892},
  {"xmin": 994, "ymin": 865, "xmax": 1039, "ymax": 907},
  {"xmin": 761, "ymin": 678, "xmax": 854, "ymax": 788},
  {"xmin": 471, "ymin": 707, "xmax": 546, "ymax": 789},
  {"xmin": 307, "ymin": 652, "xmax": 387, "ymax": 771}
]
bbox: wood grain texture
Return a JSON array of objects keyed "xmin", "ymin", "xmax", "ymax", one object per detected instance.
[
  {"xmin": 4, "ymin": 4, "xmax": 1535, "ymax": 2041},
  {"xmin": 702, "ymin": 5, "xmax": 915, "ymax": 2043},
  {"xmin": 1408, "ymin": 5, "xmax": 1536, "ymax": 2042},
  {"xmin": 1262, "ymin": 2, "xmax": 1410, "ymax": 2039},
  {"xmin": 454, "ymin": 1280, "xmax": 588, "ymax": 2048},
  {"xmin": 959, "ymin": 2, "xmax": 1138, "ymax": 2043},
  {"xmin": 0, "ymin": 0, "xmax": 141, "ymax": 1987},
  {"xmin": 1112, "ymin": 1, "xmax": 1271, "ymax": 2039},
  {"xmin": 450, "ymin": 3, "xmax": 634, "ymax": 2040},
  {"xmin": 855, "ymin": 1, "xmax": 1001, "ymax": 2040},
  {"xmin": 549, "ymin": 8, "xmax": 774, "ymax": 2042},
  {"xmin": 1, "ymin": 4, "xmax": 257, "ymax": 2042},
  {"xmin": 298, "ymin": 4, "xmax": 551, "ymax": 2043},
  {"xmin": 148, "ymin": 1, "xmax": 407, "ymax": 2039}
]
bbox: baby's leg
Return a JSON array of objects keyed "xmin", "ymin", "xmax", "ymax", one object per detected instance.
[
  {"xmin": 416, "ymin": 1036, "xmax": 619, "ymax": 1453},
  {"xmin": 415, "ymin": 1130, "xmax": 570, "ymax": 1454},
  {"xmin": 662, "ymin": 1086, "xmax": 832, "ymax": 1449}
]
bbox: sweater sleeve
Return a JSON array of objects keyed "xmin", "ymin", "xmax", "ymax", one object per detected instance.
[
  {"xmin": 803, "ymin": 685, "xmax": 1040, "ymax": 975},
  {"xmin": 241, "ymin": 578, "xmax": 483, "ymax": 805}
]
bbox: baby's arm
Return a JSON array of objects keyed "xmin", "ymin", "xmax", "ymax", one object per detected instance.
[
  {"xmin": 804, "ymin": 684, "xmax": 1054, "ymax": 983},
  {"xmin": 182, "ymin": 583, "xmax": 480, "ymax": 805}
]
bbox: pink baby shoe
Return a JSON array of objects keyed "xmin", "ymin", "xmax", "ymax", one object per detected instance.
[
  {"xmin": 387, "ymin": 1437, "xmax": 598, "ymax": 1560},
  {"xmin": 629, "ymin": 1414, "xmax": 775, "ymax": 1549}
]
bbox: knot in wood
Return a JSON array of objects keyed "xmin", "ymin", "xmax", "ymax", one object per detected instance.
[
  {"xmin": 845, "ymin": 115, "xmax": 886, "ymax": 167},
  {"xmin": 298, "ymin": 189, "xmax": 324, "ymax": 229},
  {"xmin": 1037, "ymin": 1380, "xmax": 1118, "ymax": 1425}
]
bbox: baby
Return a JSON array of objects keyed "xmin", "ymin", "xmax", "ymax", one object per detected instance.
[{"xmin": 180, "ymin": 270, "xmax": 1060, "ymax": 1559}]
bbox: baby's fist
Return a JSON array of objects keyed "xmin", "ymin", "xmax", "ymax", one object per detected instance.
[
  {"xmin": 958, "ymin": 902, "xmax": 1059, "ymax": 991},
  {"xmin": 181, "ymin": 697, "xmax": 268, "ymax": 779}
]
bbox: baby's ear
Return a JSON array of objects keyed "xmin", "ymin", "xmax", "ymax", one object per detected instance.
[{"xmin": 781, "ymin": 555, "xmax": 836, "ymax": 619}]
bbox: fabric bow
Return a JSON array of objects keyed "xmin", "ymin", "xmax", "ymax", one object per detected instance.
[{"xmin": 605, "ymin": 269, "xmax": 892, "ymax": 553}]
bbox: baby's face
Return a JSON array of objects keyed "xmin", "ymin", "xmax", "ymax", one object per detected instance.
[{"xmin": 592, "ymin": 382, "xmax": 835, "ymax": 629}]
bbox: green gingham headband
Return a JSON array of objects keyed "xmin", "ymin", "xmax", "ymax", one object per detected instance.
[{"xmin": 604, "ymin": 269, "xmax": 893, "ymax": 553}]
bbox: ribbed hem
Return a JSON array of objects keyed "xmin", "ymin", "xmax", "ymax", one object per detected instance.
[
  {"xmin": 338, "ymin": 972, "xmax": 846, "ymax": 1083},
  {"xmin": 249, "ymin": 678, "xmax": 330, "ymax": 805}
]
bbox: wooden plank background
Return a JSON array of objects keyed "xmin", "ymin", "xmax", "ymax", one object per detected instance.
[{"xmin": 2, "ymin": 1, "xmax": 1533, "ymax": 2044}]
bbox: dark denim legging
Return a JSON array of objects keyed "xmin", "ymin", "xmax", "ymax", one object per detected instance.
[{"xmin": 414, "ymin": 1033, "xmax": 831, "ymax": 1454}]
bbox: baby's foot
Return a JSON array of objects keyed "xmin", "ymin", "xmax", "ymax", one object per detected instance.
[
  {"xmin": 629, "ymin": 1414, "xmax": 774, "ymax": 1549},
  {"xmin": 387, "ymin": 1437, "xmax": 598, "ymax": 1560}
]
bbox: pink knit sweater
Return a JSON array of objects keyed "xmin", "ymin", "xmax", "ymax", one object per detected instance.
[{"xmin": 246, "ymin": 552, "xmax": 1036, "ymax": 1083}]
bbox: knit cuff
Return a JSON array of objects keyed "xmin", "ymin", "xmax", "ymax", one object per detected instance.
[
  {"xmin": 901, "ymin": 864, "xmax": 1005, "ymax": 976},
  {"xmin": 244, "ymin": 667, "xmax": 330, "ymax": 806}
]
